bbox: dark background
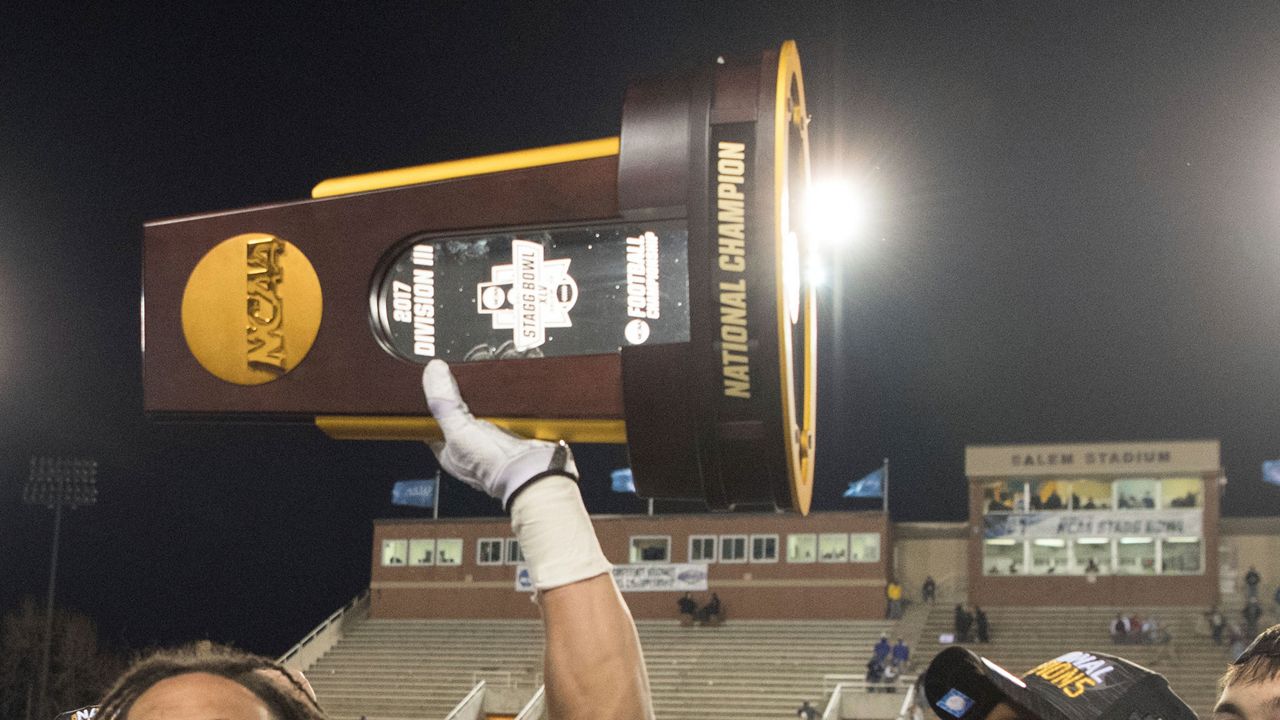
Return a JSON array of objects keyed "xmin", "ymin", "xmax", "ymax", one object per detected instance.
[{"xmin": 2, "ymin": 2, "xmax": 1278, "ymax": 657}]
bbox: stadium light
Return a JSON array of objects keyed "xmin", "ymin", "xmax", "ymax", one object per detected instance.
[
  {"xmin": 24, "ymin": 457, "xmax": 97, "ymax": 720},
  {"xmin": 804, "ymin": 177, "xmax": 874, "ymax": 287},
  {"xmin": 806, "ymin": 177, "xmax": 871, "ymax": 247}
]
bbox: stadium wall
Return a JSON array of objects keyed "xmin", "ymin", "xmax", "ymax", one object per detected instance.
[{"xmin": 370, "ymin": 511, "xmax": 891, "ymax": 620}]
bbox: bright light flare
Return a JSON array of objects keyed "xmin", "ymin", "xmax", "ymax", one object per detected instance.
[{"xmin": 806, "ymin": 177, "xmax": 871, "ymax": 246}]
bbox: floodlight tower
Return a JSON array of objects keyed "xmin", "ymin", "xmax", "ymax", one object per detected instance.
[{"xmin": 23, "ymin": 457, "xmax": 97, "ymax": 720}]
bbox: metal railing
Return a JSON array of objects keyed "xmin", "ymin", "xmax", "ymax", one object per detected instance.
[
  {"xmin": 822, "ymin": 683, "xmax": 847, "ymax": 720},
  {"xmin": 515, "ymin": 685, "xmax": 546, "ymax": 720},
  {"xmin": 896, "ymin": 680, "xmax": 921, "ymax": 720},
  {"xmin": 822, "ymin": 673, "xmax": 918, "ymax": 695},
  {"xmin": 444, "ymin": 680, "xmax": 487, "ymax": 720},
  {"xmin": 278, "ymin": 589, "xmax": 370, "ymax": 669},
  {"xmin": 469, "ymin": 668, "xmax": 543, "ymax": 688},
  {"xmin": 820, "ymin": 676, "xmax": 922, "ymax": 720}
]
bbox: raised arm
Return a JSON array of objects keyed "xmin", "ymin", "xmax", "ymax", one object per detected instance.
[{"xmin": 421, "ymin": 360, "xmax": 654, "ymax": 720}]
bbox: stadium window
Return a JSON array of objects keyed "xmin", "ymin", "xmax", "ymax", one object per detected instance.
[
  {"xmin": 982, "ymin": 479, "xmax": 1026, "ymax": 513},
  {"xmin": 1160, "ymin": 537, "xmax": 1203, "ymax": 574},
  {"xmin": 689, "ymin": 535, "xmax": 717, "ymax": 563},
  {"xmin": 1160, "ymin": 478, "xmax": 1201, "ymax": 509},
  {"xmin": 1115, "ymin": 478, "xmax": 1157, "ymax": 510},
  {"xmin": 1067, "ymin": 479, "xmax": 1111, "ymax": 510},
  {"xmin": 787, "ymin": 534, "xmax": 816, "ymax": 563},
  {"xmin": 720, "ymin": 535, "xmax": 748, "ymax": 564},
  {"xmin": 408, "ymin": 539, "xmax": 435, "ymax": 566},
  {"xmin": 505, "ymin": 538, "xmax": 523, "ymax": 565},
  {"xmin": 1116, "ymin": 536, "xmax": 1156, "ymax": 575},
  {"xmin": 629, "ymin": 536, "xmax": 671, "ymax": 563},
  {"xmin": 1030, "ymin": 537, "xmax": 1068, "ymax": 575},
  {"xmin": 983, "ymin": 538, "xmax": 1023, "ymax": 575},
  {"xmin": 381, "ymin": 539, "xmax": 408, "ymax": 566},
  {"xmin": 1072, "ymin": 538, "xmax": 1111, "ymax": 574},
  {"xmin": 477, "ymin": 538, "xmax": 504, "ymax": 565},
  {"xmin": 435, "ymin": 538, "xmax": 463, "ymax": 566},
  {"xmin": 818, "ymin": 533, "xmax": 848, "ymax": 562},
  {"xmin": 750, "ymin": 534, "xmax": 779, "ymax": 563},
  {"xmin": 1029, "ymin": 480, "xmax": 1069, "ymax": 511},
  {"xmin": 849, "ymin": 533, "xmax": 881, "ymax": 562}
]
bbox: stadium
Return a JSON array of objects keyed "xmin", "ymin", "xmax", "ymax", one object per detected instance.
[{"xmin": 269, "ymin": 438, "xmax": 1278, "ymax": 720}]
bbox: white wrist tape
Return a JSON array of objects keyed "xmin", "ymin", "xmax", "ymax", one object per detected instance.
[{"xmin": 510, "ymin": 474, "xmax": 612, "ymax": 591}]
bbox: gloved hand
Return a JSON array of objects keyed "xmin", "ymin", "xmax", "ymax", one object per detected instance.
[{"xmin": 422, "ymin": 359, "xmax": 577, "ymax": 509}]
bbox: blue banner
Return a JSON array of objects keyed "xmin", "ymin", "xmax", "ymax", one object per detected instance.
[
  {"xmin": 392, "ymin": 478, "xmax": 437, "ymax": 508},
  {"xmin": 611, "ymin": 467, "xmax": 636, "ymax": 494},
  {"xmin": 1264, "ymin": 460, "xmax": 1280, "ymax": 487},
  {"xmin": 844, "ymin": 466, "xmax": 884, "ymax": 498}
]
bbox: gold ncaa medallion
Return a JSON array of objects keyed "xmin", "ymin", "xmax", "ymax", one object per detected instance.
[{"xmin": 181, "ymin": 233, "xmax": 323, "ymax": 385}]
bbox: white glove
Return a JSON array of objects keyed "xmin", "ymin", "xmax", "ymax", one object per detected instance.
[{"xmin": 422, "ymin": 359, "xmax": 577, "ymax": 508}]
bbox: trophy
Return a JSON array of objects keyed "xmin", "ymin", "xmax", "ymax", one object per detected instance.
[{"xmin": 144, "ymin": 41, "xmax": 817, "ymax": 513}]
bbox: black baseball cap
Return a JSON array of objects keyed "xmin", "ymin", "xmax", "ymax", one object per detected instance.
[{"xmin": 925, "ymin": 647, "xmax": 1196, "ymax": 720}]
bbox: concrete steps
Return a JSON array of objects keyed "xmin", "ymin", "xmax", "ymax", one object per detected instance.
[{"xmin": 306, "ymin": 616, "xmax": 905, "ymax": 720}]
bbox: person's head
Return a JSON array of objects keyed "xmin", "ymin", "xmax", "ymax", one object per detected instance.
[
  {"xmin": 98, "ymin": 642, "xmax": 325, "ymax": 720},
  {"xmin": 1214, "ymin": 624, "xmax": 1280, "ymax": 720},
  {"xmin": 924, "ymin": 646, "xmax": 1196, "ymax": 720}
]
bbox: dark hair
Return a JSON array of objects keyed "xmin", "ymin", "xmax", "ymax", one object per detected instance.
[
  {"xmin": 98, "ymin": 642, "xmax": 326, "ymax": 720},
  {"xmin": 1221, "ymin": 624, "xmax": 1280, "ymax": 690}
]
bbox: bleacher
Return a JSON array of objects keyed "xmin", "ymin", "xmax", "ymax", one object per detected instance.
[
  {"xmin": 916, "ymin": 604, "xmax": 1232, "ymax": 719},
  {"xmin": 304, "ymin": 615, "xmax": 899, "ymax": 720},
  {"xmin": 305, "ymin": 619, "xmax": 545, "ymax": 720}
]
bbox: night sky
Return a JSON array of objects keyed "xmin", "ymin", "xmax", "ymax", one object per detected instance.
[{"xmin": 2, "ymin": 2, "xmax": 1279, "ymax": 657}]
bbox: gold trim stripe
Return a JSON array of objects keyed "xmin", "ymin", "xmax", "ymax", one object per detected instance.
[
  {"xmin": 316, "ymin": 415, "xmax": 627, "ymax": 443},
  {"xmin": 311, "ymin": 137, "xmax": 622, "ymax": 198}
]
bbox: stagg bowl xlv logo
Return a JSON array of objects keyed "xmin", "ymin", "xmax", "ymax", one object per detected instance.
[{"xmin": 477, "ymin": 239, "xmax": 578, "ymax": 351}]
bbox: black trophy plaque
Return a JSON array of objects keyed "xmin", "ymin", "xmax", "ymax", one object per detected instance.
[{"xmin": 143, "ymin": 41, "xmax": 817, "ymax": 513}]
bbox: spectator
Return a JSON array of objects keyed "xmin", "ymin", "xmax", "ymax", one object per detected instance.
[
  {"xmin": 1145, "ymin": 615, "xmax": 1171, "ymax": 645},
  {"xmin": 882, "ymin": 661, "xmax": 899, "ymax": 691},
  {"xmin": 865, "ymin": 657, "xmax": 884, "ymax": 691},
  {"xmin": 873, "ymin": 633, "xmax": 891, "ymax": 665},
  {"xmin": 696, "ymin": 592, "xmax": 722, "ymax": 625},
  {"xmin": 891, "ymin": 638, "xmax": 910, "ymax": 668},
  {"xmin": 1244, "ymin": 598, "xmax": 1263, "ymax": 637},
  {"xmin": 796, "ymin": 700, "xmax": 819, "ymax": 720},
  {"xmin": 1128, "ymin": 613, "xmax": 1143, "ymax": 641},
  {"xmin": 1246, "ymin": 566, "xmax": 1262, "ymax": 600},
  {"xmin": 677, "ymin": 592, "xmax": 697, "ymax": 625},
  {"xmin": 974, "ymin": 606, "xmax": 990, "ymax": 643},
  {"xmin": 1210, "ymin": 606, "xmax": 1226, "ymax": 645},
  {"xmin": 886, "ymin": 579, "xmax": 904, "ymax": 619},
  {"xmin": 954, "ymin": 604, "xmax": 973, "ymax": 642},
  {"xmin": 922, "ymin": 576, "xmax": 937, "ymax": 604},
  {"xmin": 1228, "ymin": 622, "xmax": 1248, "ymax": 661},
  {"xmin": 1110, "ymin": 614, "xmax": 1126, "ymax": 643}
]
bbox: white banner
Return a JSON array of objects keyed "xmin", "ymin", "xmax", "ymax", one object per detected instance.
[
  {"xmin": 984, "ymin": 509, "xmax": 1202, "ymax": 540},
  {"xmin": 515, "ymin": 563, "xmax": 709, "ymax": 593}
]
